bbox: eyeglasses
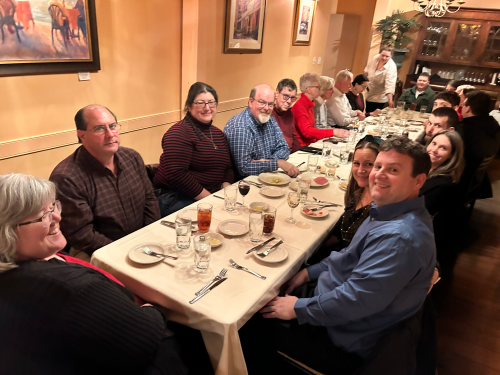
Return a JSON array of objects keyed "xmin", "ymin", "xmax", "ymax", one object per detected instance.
[
  {"xmin": 192, "ymin": 101, "xmax": 217, "ymax": 109},
  {"xmin": 87, "ymin": 123, "xmax": 121, "ymax": 135},
  {"xmin": 18, "ymin": 201, "xmax": 62, "ymax": 228},
  {"xmin": 281, "ymin": 94, "xmax": 297, "ymax": 102},
  {"xmin": 308, "ymin": 85, "xmax": 321, "ymax": 90},
  {"xmin": 252, "ymin": 99, "xmax": 275, "ymax": 109}
]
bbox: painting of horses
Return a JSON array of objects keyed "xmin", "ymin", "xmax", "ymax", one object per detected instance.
[{"xmin": 0, "ymin": 0, "xmax": 99, "ymax": 76}]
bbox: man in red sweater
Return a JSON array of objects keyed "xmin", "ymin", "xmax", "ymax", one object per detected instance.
[
  {"xmin": 272, "ymin": 79, "xmax": 301, "ymax": 152},
  {"xmin": 292, "ymin": 73, "xmax": 349, "ymax": 147}
]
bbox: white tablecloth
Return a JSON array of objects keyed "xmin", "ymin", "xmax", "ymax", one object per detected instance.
[{"xmin": 91, "ymin": 118, "xmax": 422, "ymax": 375}]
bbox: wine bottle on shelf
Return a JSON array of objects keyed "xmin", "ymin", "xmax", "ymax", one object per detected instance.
[
  {"xmin": 481, "ymin": 73, "xmax": 486, "ymax": 84},
  {"xmin": 464, "ymin": 72, "xmax": 469, "ymax": 82}
]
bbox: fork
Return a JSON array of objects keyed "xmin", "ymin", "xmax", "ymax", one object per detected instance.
[
  {"xmin": 243, "ymin": 180, "xmax": 263, "ymax": 188},
  {"xmin": 312, "ymin": 197, "xmax": 342, "ymax": 207},
  {"xmin": 257, "ymin": 240, "xmax": 284, "ymax": 258},
  {"xmin": 229, "ymin": 259, "xmax": 266, "ymax": 280},
  {"xmin": 195, "ymin": 268, "xmax": 228, "ymax": 295},
  {"xmin": 142, "ymin": 247, "xmax": 178, "ymax": 260}
]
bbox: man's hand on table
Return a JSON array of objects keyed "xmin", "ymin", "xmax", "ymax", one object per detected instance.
[
  {"xmin": 371, "ymin": 108, "xmax": 382, "ymax": 116},
  {"xmin": 333, "ymin": 129, "xmax": 350, "ymax": 138},
  {"xmin": 278, "ymin": 160, "xmax": 300, "ymax": 177},
  {"xmin": 356, "ymin": 111, "xmax": 366, "ymax": 121},
  {"xmin": 259, "ymin": 295, "xmax": 298, "ymax": 320}
]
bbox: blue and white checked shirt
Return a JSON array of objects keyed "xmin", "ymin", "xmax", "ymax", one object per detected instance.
[
  {"xmin": 295, "ymin": 196, "xmax": 436, "ymax": 359},
  {"xmin": 224, "ymin": 107, "xmax": 290, "ymax": 177}
]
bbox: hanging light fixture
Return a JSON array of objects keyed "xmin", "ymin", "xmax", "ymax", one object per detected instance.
[{"xmin": 412, "ymin": 0, "xmax": 465, "ymax": 17}]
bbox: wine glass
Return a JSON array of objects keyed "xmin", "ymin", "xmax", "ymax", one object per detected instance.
[
  {"xmin": 238, "ymin": 181, "xmax": 250, "ymax": 209},
  {"xmin": 286, "ymin": 192, "xmax": 300, "ymax": 224}
]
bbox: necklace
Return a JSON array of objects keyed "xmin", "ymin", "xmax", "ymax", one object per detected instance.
[
  {"xmin": 201, "ymin": 127, "xmax": 218, "ymax": 150},
  {"xmin": 340, "ymin": 204, "xmax": 370, "ymax": 241}
]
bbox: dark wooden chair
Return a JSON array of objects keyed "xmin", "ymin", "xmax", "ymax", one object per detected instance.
[
  {"xmin": 0, "ymin": 0, "xmax": 21, "ymax": 43},
  {"xmin": 48, "ymin": 4, "xmax": 70, "ymax": 48},
  {"xmin": 464, "ymin": 155, "xmax": 495, "ymax": 220}
]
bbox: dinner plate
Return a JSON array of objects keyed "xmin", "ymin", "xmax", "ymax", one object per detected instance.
[
  {"xmin": 253, "ymin": 240, "xmax": 288, "ymax": 263},
  {"xmin": 128, "ymin": 243, "xmax": 166, "ymax": 264},
  {"xmin": 206, "ymin": 232, "xmax": 225, "ymax": 248},
  {"xmin": 301, "ymin": 205, "xmax": 330, "ymax": 218},
  {"xmin": 258, "ymin": 173, "xmax": 291, "ymax": 186},
  {"xmin": 177, "ymin": 208, "xmax": 198, "ymax": 223},
  {"xmin": 260, "ymin": 186, "xmax": 285, "ymax": 198},
  {"xmin": 297, "ymin": 173, "xmax": 329, "ymax": 188},
  {"xmin": 218, "ymin": 219, "xmax": 249, "ymax": 236},
  {"xmin": 408, "ymin": 120, "xmax": 424, "ymax": 126}
]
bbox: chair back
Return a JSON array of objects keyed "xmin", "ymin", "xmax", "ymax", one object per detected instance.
[
  {"xmin": 48, "ymin": 4, "xmax": 66, "ymax": 27},
  {"xmin": 467, "ymin": 155, "xmax": 494, "ymax": 196}
]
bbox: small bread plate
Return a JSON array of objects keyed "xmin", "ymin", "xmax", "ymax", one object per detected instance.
[
  {"xmin": 301, "ymin": 205, "xmax": 330, "ymax": 218},
  {"xmin": 258, "ymin": 172, "xmax": 291, "ymax": 186},
  {"xmin": 408, "ymin": 120, "xmax": 424, "ymax": 126},
  {"xmin": 177, "ymin": 208, "xmax": 198, "ymax": 223},
  {"xmin": 297, "ymin": 173, "xmax": 329, "ymax": 188},
  {"xmin": 128, "ymin": 243, "xmax": 166, "ymax": 264},
  {"xmin": 206, "ymin": 232, "xmax": 225, "ymax": 248},
  {"xmin": 253, "ymin": 239, "xmax": 288, "ymax": 264},
  {"xmin": 260, "ymin": 186, "xmax": 285, "ymax": 198},
  {"xmin": 249, "ymin": 201, "xmax": 270, "ymax": 211},
  {"xmin": 218, "ymin": 219, "xmax": 249, "ymax": 236},
  {"xmin": 408, "ymin": 127, "xmax": 419, "ymax": 132}
]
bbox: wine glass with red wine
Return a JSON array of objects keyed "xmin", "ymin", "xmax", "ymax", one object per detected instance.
[{"xmin": 238, "ymin": 181, "xmax": 250, "ymax": 209}]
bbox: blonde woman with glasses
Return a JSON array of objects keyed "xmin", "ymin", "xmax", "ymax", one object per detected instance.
[{"xmin": 313, "ymin": 76, "xmax": 336, "ymax": 128}]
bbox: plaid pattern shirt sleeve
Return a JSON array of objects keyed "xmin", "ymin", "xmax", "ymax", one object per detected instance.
[{"xmin": 224, "ymin": 108, "xmax": 290, "ymax": 177}]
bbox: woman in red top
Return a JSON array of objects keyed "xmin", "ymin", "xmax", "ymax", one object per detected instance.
[{"xmin": 292, "ymin": 73, "xmax": 349, "ymax": 147}]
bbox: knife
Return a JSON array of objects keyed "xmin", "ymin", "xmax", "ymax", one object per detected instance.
[
  {"xmin": 189, "ymin": 277, "xmax": 227, "ymax": 304},
  {"xmin": 213, "ymin": 195, "xmax": 242, "ymax": 205},
  {"xmin": 246, "ymin": 236, "xmax": 276, "ymax": 254}
]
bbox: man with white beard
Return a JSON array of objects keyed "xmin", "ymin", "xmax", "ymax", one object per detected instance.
[{"xmin": 224, "ymin": 84, "xmax": 300, "ymax": 178}]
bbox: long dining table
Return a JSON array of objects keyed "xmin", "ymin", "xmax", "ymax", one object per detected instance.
[{"xmin": 91, "ymin": 116, "xmax": 423, "ymax": 375}]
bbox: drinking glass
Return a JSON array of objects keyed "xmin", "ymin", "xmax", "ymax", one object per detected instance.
[
  {"xmin": 307, "ymin": 155, "xmax": 319, "ymax": 173},
  {"xmin": 420, "ymin": 106, "xmax": 427, "ymax": 116},
  {"xmin": 325, "ymin": 160, "xmax": 337, "ymax": 181},
  {"xmin": 175, "ymin": 217, "xmax": 192, "ymax": 250},
  {"xmin": 224, "ymin": 185, "xmax": 237, "ymax": 212},
  {"xmin": 322, "ymin": 141, "xmax": 333, "ymax": 160},
  {"xmin": 197, "ymin": 203, "xmax": 212, "ymax": 233},
  {"xmin": 193, "ymin": 235, "xmax": 211, "ymax": 271},
  {"xmin": 339, "ymin": 146, "xmax": 349, "ymax": 165},
  {"xmin": 249, "ymin": 210, "xmax": 264, "ymax": 242},
  {"xmin": 410, "ymin": 103, "xmax": 417, "ymax": 111},
  {"xmin": 297, "ymin": 178, "xmax": 311, "ymax": 203},
  {"xmin": 397, "ymin": 101, "xmax": 405, "ymax": 110},
  {"xmin": 286, "ymin": 192, "xmax": 300, "ymax": 224},
  {"xmin": 238, "ymin": 181, "xmax": 250, "ymax": 208},
  {"xmin": 263, "ymin": 206, "xmax": 276, "ymax": 235}
]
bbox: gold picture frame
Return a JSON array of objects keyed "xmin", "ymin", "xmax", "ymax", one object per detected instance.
[
  {"xmin": 224, "ymin": 0, "xmax": 267, "ymax": 54},
  {"xmin": 292, "ymin": 0, "xmax": 317, "ymax": 46}
]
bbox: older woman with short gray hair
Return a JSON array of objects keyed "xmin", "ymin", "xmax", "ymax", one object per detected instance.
[
  {"xmin": 313, "ymin": 76, "xmax": 336, "ymax": 128},
  {"xmin": 292, "ymin": 73, "xmax": 349, "ymax": 147},
  {"xmin": 0, "ymin": 173, "xmax": 211, "ymax": 374}
]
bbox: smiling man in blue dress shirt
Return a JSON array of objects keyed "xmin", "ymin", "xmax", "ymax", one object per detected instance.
[
  {"xmin": 224, "ymin": 84, "xmax": 300, "ymax": 178},
  {"xmin": 249, "ymin": 137, "xmax": 436, "ymax": 374}
]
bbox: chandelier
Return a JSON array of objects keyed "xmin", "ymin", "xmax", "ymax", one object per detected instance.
[{"xmin": 412, "ymin": 0, "xmax": 465, "ymax": 17}]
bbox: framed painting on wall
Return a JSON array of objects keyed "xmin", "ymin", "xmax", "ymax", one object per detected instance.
[
  {"xmin": 292, "ymin": 0, "xmax": 317, "ymax": 46},
  {"xmin": 0, "ymin": 0, "xmax": 100, "ymax": 76},
  {"xmin": 224, "ymin": 0, "xmax": 267, "ymax": 54}
]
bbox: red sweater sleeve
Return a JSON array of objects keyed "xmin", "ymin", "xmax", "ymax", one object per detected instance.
[{"xmin": 292, "ymin": 100, "xmax": 333, "ymax": 140}]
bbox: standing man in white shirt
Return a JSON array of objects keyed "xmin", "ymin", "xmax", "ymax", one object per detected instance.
[
  {"xmin": 326, "ymin": 70, "xmax": 366, "ymax": 127},
  {"xmin": 364, "ymin": 46, "xmax": 398, "ymax": 113}
]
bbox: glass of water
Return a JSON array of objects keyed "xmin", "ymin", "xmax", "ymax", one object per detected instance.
[
  {"xmin": 340, "ymin": 145, "xmax": 349, "ymax": 165},
  {"xmin": 249, "ymin": 210, "xmax": 264, "ymax": 242},
  {"xmin": 193, "ymin": 235, "xmax": 211, "ymax": 271},
  {"xmin": 175, "ymin": 217, "xmax": 192, "ymax": 250},
  {"xmin": 307, "ymin": 154, "xmax": 319, "ymax": 173},
  {"xmin": 224, "ymin": 185, "xmax": 237, "ymax": 212},
  {"xmin": 325, "ymin": 160, "xmax": 337, "ymax": 181},
  {"xmin": 322, "ymin": 141, "xmax": 333, "ymax": 159},
  {"xmin": 297, "ymin": 178, "xmax": 311, "ymax": 203},
  {"xmin": 420, "ymin": 106, "xmax": 427, "ymax": 116}
]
